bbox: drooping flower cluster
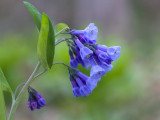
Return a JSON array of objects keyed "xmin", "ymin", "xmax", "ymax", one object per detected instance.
[
  {"xmin": 67, "ymin": 23, "xmax": 121, "ymax": 97},
  {"xmin": 27, "ymin": 86, "xmax": 46, "ymax": 111},
  {"xmin": 69, "ymin": 68, "xmax": 96, "ymax": 97}
]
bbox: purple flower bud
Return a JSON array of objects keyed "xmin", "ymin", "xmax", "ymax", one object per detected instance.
[
  {"xmin": 76, "ymin": 56, "xmax": 85, "ymax": 67},
  {"xmin": 27, "ymin": 101, "xmax": 31, "ymax": 108},
  {"xmin": 71, "ymin": 80, "xmax": 81, "ymax": 97},
  {"xmin": 70, "ymin": 59, "xmax": 78, "ymax": 68},
  {"xmin": 31, "ymin": 102, "xmax": 37, "ymax": 109},
  {"xmin": 69, "ymin": 49, "xmax": 74, "ymax": 59},
  {"xmin": 38, "ymin": 98, "xmax": 46, "ymax": 107},
  {"xmin": 36, "ymin": 93, "xmax": 42, "ymax": 100},
  {"xmin": 27, "ymin": 87, "xmax": 46, "ymax": 111},
  {"xmin": 90, "ymin": 65, "xmax": 106, "ymax": 79},
  {"xmin": 72, "ymin": 87, "xmax": 81, "ymax": 98},
  {"xmin": 37, "ymin": 105, "xmax": 41, "ymax": 109}
]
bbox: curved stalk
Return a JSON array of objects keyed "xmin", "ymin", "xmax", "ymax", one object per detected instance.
[
  {"xmin": 8, "ymin": 37, "xmax": 70, "ymax": 120},
  {"xmin": 55, "ymin": 38, "xmax": 71, "ymax": 46},
  {"xmin": 14, "ymin": 83, "xmax": 25, "ymax": 98},
  {"xmin": 55, "ymin": 27, "xmax": 69, "ymax": 37},
  {"xmin": 8, "ymin": 62, "xmax": 41, "ymax": 120}
]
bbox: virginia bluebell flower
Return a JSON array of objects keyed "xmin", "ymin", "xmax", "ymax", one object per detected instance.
[
  {"xmin": 93, "ymin": 55, "xmax": 113, "ymax": 72},
  {"xmin": 90, "ymin": 65, "xmax": 106, "ymax": 79},
  {"xmin": 74, "ymin": 38, "xmax": 93, "ymax": 61},
  {"xmin": 27, "ymin": 87, "xmax": 46, "ymax": 111},
  {"xmin": 106, "ymin": 46, "xmax": 121, "ymax": 61},
  {"xmin": 94, "ymin": 49, "xmax": 109, "ymax": 62},
  {"xmin": 71, "ymin": 23, "xmax": 98, "ymax": 44},
  {"xmin": 69, "ymin": 68, "xmax": 99, "ymax": 97},
  {"xmin": 76, "ymin": 77, "xmax": 92, "ymax": 97},
  {"xmin": 66, "ymin": 23, "xmax": 121, "ymax": 97}
]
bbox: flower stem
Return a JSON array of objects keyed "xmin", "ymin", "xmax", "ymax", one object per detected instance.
[
  {"xmin": 55, "ymin": 27, "xmax": 69, "ymax": 37},
  {"xmin": 8, "ymin": 62, "xmax": 41, "ymax": 120},
  {"xmin": 53, "ymin": 62, "xmax": 70, "ymax": 68},
  {"xmin": 8, "ymin": 37, "xmax": 70, "ymax": 120},
  {"xmin": 33, "ymin": 70, "xmax": 47, "ymax": 80},
  {"xmin": 14, "ymin": 83, "xmax": 25, "ymax": 98},
  {"xmin": 55, "ymin": 38, "xmax": 71, "ymax": 46}
]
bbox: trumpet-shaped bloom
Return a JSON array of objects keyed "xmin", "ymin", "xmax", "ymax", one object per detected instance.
[
  {"xmin": 76, "ymin": 78, "xmax": 91, "ymax": 97},
  {"xmin": 90, "ymin": 65, "xmax": 106, "ymax": 79},
  {"xmin": 107, "ymin": 46, "xmax": 121, "ymax": 61},
  {"xmin": 80, "ymin": 47, "xmax": 93, "ymax": 61},
  {"xmin": 71, "ymin": 23, "xmax": 98, "ymax": 44},
  {"xmin": 84, "ymin": 23, "xmax": 98, "ymax": 40},
  {"xmin": 86, "ymin": 77, "xmax": 101, "ymax": 91},
  {"xmin": 95, "ymin": 49, "xmax": 108, "ymax": 62}
]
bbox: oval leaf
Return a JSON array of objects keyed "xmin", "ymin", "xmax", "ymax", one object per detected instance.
[
  {"xmin": 55, "ymin": 23, "xmax": 69, "ymax": 36},
  {"xmin": 0, "ymin": 83, "xmax": 7, "ymax": 120},
  {"xmin": 0, "ymin": 68, "xmax": 13, "ymax": 120},
  {"xmin": 0, "ymin": 68, "xmax": 13, "ymax": 96},
  {"xmin": 37, "ymin": 13, "xmax": 49, "ymax": 69},
  {"xmin": 24, "ymin": 1, "xmax": 42, "ymax": 31},
  {"xmin": 47, "ymin": 17, "xmax": 55, "ymax": 68}
]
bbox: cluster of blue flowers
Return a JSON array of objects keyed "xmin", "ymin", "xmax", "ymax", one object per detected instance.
[
  {"xmin": 27, "ymin": 86, "xmax": 46, "ymax": 111},
  {"xmin": 67, "ymin": 23, "xmax": 121, "ymax": 98},
  {"xmin": 27, "ymin": 23, "xmax": 120, "ymax": 111}
]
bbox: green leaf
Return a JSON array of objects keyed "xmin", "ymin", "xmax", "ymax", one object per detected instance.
[
  {"xmin": 0, "ymin": 68, "xmax": 13, "ymax": 96},
  {"xmin": 0, "ymin": 84, "xmax": 7, "ymax": 120},
  {"xmin": 47, "ymin": 17, "xmax": 55, "ymax": 68},
  {"xmin": 55, "ymin": 23, "xmax": 69, "ymax": 35},
  {"xmin": 0, "ymin": 68, "xmax": 13, "ymax": 120},
  {"xmin": 37, "ymin": 13, "xmax": 49, "ymax": 69},
  {"xmin": 24, "ymin": 2, "xmax": 55, "ymax": 69},
  {"xmin": 24, "ymin": 1, "xmax": 42, "ymax": 31}
]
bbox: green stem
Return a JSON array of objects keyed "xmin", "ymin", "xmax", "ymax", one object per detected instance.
[
  {"xmin": 33, "ymin": 70, "xmax": 47, "ymax": 80},
  {"xmin": 14, "ymin": 83, "xmax": 25, "ymax": 98},
  {"xmin": 7, "ymin": 62, "xmax": 41, "ymax": 120},
  {"xmin": 8, "ymin": 37, "xmax": 69, "ymax": 120},
  {"xmin": 55, "ymin": 27, "xmax": 69, "ymax": 37},
  {"xmin": 55, "ymin": 38, "xmax": 71, "ymax": 46},
  {"xmin": 53, "ymin": 62, "xmax": 70, "ymax": 68}
]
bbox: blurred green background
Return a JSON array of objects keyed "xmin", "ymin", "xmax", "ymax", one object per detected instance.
[{"xmin": 1, "ymin": 0, "xmax": 160, "ymax": 120}]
